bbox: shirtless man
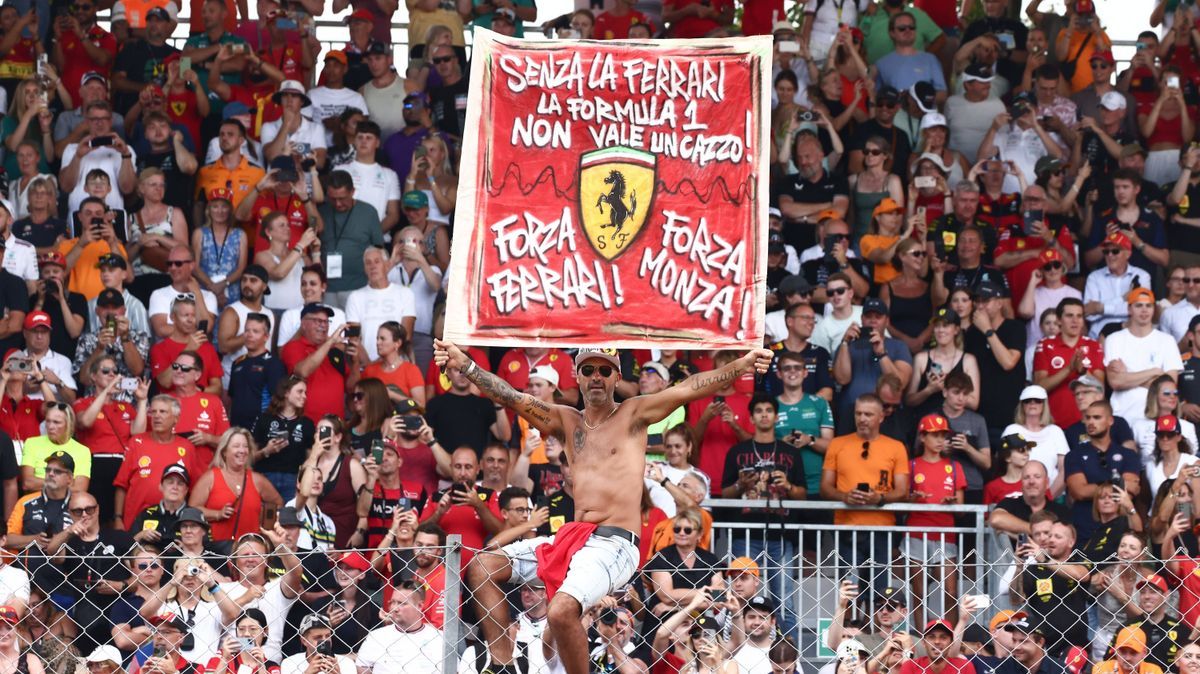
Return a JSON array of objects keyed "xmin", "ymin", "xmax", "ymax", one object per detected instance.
[{"xmin": 434, "ymin": 340, "xmax": 772, "ymax": 674}]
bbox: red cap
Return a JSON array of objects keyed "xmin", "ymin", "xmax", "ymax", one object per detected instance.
[
  {"xmin": 1092, "ymin": 50, "xmax": 1115, "ymax": 65},
  {"xmin": 1156, "ymin": 415, "xmax": 1182, "ymax": 434},
  {"xmin": 918, "ymin": 413, "xmax": 951, "ymax": 433},
  {"xmin": 1137, "ymin": 574, "xmax": 1169, "ymax": 592},
  {"xmin": 0, "ymin": 606, "xmax": 17, "ymax": 625},
  {"xmin": 38, "ymin": 251, "xmax": 65, "ymax": 269},
  {"xmin": 208, "ymin": 187, "xmax": 234, "ymax": 203},
  {"xmin": 924, "ymin": 619, "xmax": 954, "ymax": 635},
  {"xmin": 337, "ymin": 551, "xmax": 370, "ymax": 572},
  {"xmin": 1103, "ymin": 231, "xmax": 1132, "ymax": 251},
  {"xmin": 1, "ymin": 349, "xmax": 18, "ymax": 364},
  {"xmin": 1074, "ymin": 0, "xmax": 1094, "ymax": 13},
  {"xmin": 1038, "ymin": 248, "xmax": 1063, "ymax": 266},
  {"xmin": 23, "ymin": 311, "xmax": 50, "ymax": 331},
  {"xmin": 345, "ymin": 8, "xmax": 374, "ymax": 22}
]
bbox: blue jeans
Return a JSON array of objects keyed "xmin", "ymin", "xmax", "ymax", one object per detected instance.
[
  {"xmin": 729, "ymin": 537, "xmax": 798, "ymax": 636},
  {"xmin": 263, "ymin": 471, "xmax": 297, "ymax": 503}
]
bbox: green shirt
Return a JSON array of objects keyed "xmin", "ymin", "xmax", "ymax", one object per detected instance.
[
  {"xmin": 775, "ymin": 394, "xmax": 834, "ymax": 494},
  {"xmin": 859, "ymin": 4, "xmax": 944, "ymax": 65},
  {"xmin": 646, "ymin": 405, "xmax": 686, "ymax": 464},
  {"xmin": 183, "ymin": 32, "xmax": 248, "ymax": 86},
  {"xmin": 21, "ymin": 436, "xmax": 92, "ymax": 480}
]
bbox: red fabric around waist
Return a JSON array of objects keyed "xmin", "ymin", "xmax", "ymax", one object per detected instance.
[{"xmin": 534, "ymin": 521, "xmax": 599, "ymax": 601}]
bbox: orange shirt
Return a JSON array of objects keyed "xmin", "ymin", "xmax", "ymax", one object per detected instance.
[
  {"xmin": 648, "ymin": 509, "xmax": 713, "ymax": 555},
  {"xmin": 361, "ymin": 361, "xmax": 425, "ymax": 397},
  {"xmin": 822, "ymin": 433, "xmax": 910, "ymax": 526},
  {"xmin": 56, "ymin": 239, "xmax": 129, "ymax": 300},
  {"xmin": 194, "ymin": 156, "xmax": 266, "ymax": 214},
  {"xmin": 859, "ymin": 234, "xmax": 901, "ymax": 284}
]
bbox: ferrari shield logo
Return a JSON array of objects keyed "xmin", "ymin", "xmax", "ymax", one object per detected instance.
[{"xmin": 578, "ymin": 146, "xmax": 655, "ymax": 262}]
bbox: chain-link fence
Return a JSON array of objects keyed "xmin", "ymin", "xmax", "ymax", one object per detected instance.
[{"xmin": 0, "ymin": 504, "xmax": 1176, "ymax": 674}]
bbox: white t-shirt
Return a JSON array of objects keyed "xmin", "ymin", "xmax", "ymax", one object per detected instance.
[
  {"xmin": 335, "ymin": 160, "xmax": 400, "ymax": 223},
  {"xmin": 261, "ymin": 117, "xmax": 328, "ymax": 157},
  {"xmin": 282, "ymin": 653, "xmax": 356, "ymax": 674},
  {"xmin": 809, "ymin": 306, "xmax": 863, "ymax": 355},
  {"xmin": 358, "ymin": 623, "xmax": 444, "ymax": 674},
  {"xmin": 1148, "ymin": 453, "xmax": 1200, "ymax": 504},
  {"xmin": 344, "ymin": 283, "xmax": 417, "ymax": 361},
  {"xmin": 305, "ymin": 87, "xmax": 369, "ymax": 146},
  {"xmin": 220, "ymin": 579, "xmax": 297, "ymax": 662},
  {"xmin": 1104, "ymin": 329, "xmax": 1186, "ymax": 420},
  {"xmin": 1, "ymin": 235, "xmax": 36, "ymax": 281},
  {"xmin": 1160, "ymin": 300, "xmax": 1200, "ymax": 344},
  {"xmin": 1003, "ymin": 422, "xmax": 1070, "ymax": 489},
  {"xmin": 386, "ymin": 264, "xmax": 441, "ymax": 336},
  {"xmin": 61, "ymin": 143, "xmax": 136, "ymax": 214},
  {"xmin": 276, "ymin": 306, "xmax": 346, "ymax": 347},
  {"xmin": 21, "ymin": 349, "xmax": 76, "ymax": 400},
  {"xmin": 148, "ymin": 285, "xmax": 220, "ymax": 325},
  {"xmin": 0, "ymin": 564, "xmax": 30, "ymax": 608},
  {"xmin": 733, "ymin": 641, "xmax": 773, "ymax": 674},
  {"xmin": 157, "ymin": 599, "xmax": 223, "ymax": 664}
]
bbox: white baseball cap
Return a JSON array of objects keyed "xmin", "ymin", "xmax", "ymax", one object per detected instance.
[
  {"xmin": 529, "ymin": 365, "xmax": 559, "ymax": 388},
  {"xmin": 1100, "ymin": 91, "xmax": 1127, "ymax": 111}
]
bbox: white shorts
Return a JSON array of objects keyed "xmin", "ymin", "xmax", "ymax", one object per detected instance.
[
  {"xmin": 501, "ymin": 531, "xmax": 640, "ymax": 609},
  {"xmin": 900, "ymin": 536, "xmax": 959, "ymax": 564}
]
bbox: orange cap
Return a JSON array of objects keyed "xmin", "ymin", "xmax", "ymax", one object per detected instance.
[
  {"xmin": 872, "ymin": 197, "xmax": 903, "ymax": 219},
  {"xmin": 988, "ymin": 610, "xmax": 1027, "ymax": 631},
  {"xmin": 1114, "ymin": 626, "xmax": 1147, "ymax": 653},
  {"xmin": 1126, "ymin": 286, "xmax": 1155, "ymax": 305},
  {"xmin": 728, "ymin": 556, "xmax": 760, "ymax": 577},
  {"xmin": 324, "ymin": 50, "xmax": 348, "ymax": 65}
]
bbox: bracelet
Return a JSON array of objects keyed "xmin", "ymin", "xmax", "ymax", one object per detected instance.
[
  {"xmin": 465, "ymin": 360, "xmax": 477, "ymax": 376},
  {"xmin": 120, "ymin": 154, "xmax": 131, "ymax": 159},
  {"xmin": 659, "ymin": 477, "xmax": 669, "ymax": 487},
  {"xmin": 208, "ymin": 584, "xmax": 221, "ymax": 594},
  {"xmin": 292, "ymin": 246, "xmax": 303, "ymax": 254}
]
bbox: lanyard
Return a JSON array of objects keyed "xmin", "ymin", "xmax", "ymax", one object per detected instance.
[
  {"xmin": 210, "ymin": 225, "xmax": 232, "ymax": 267},
  {"xmin": 330, "ymin": 204, "xmax": 355, "ymax": 250}
]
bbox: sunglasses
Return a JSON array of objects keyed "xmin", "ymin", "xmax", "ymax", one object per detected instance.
[
  {"xmin": 1089, "ymin": 61, "xmax": 1111, "ymax": 69},
  {"xmin": 893, "ymin": 25, "xmax": 915, "ymax": 31},
  {"xmin": 881, "ymin": 402, "xmax": 899, "ymax": 412},
  {"xmin": 44, "ymin": 467, "xmax": 69, "ymax": 476},
  {"xmin": 864, "ymin": 149, "xmax": 886, "ymax": 156},
  {"xmin": 779, "ymin": 365, "xmax": 805, "ymax": 373},
  {"xmin": 673, "ymin": 526, "xmax": 695, "ymax": 535},
  {"xmin": 909, "ymin": 250, "xmax": 926, "ymax": 258},
  {"xmin": 861, "ymin": 441, "xmax": 870, "ymax": 459},
  {"xmin": 1042, "ymin": 262, "xmax": 1063, "ymax": 271},
  {"xmin": 828, "ymin": 286, "xmax": 850, "ymax": 296},
  {"xmin": 353, "ymin": 391, "xmax": 365, "ymax": 400},
  {"xmin": 1186, "ymin": 278, "xmax": 1200, "ymax": 284},
  {"xmin": 69, "ymin": 505, "xmax": 98, "ymax": 516},
  {"xmin": 431, "ymin": 56, "xmax": 454, "ymax": 64},
  {"xmin": 98, "ymin": 367, "xmax": 117, "ymax": 376},
  {"xmin": 1102, "ymin": 248, "xmax": 1123, "ymax": 256},
  {"xmin": 166, "ymin": 260, "xmax": 192, "ymax": 268},
  {"xmin": 1158, "ymin": 431, "xmax": 1182, "ymax": 438},
  {"xmin": 1163, "ymin": 390, "xmax": 1180, "ymax": 396},
  {"xmin": 137, "ymin": 562, "xmax": 161, "ymax": 570},
  {"xmin": 171, "ymin": 363, "xmax": 196, "ymax": 372},
  {"xmin": 829, "ymin": 233, "xmax": 850, "ymax": 241},
  {"xmin": 579, "ymin": 364, "xmax": 614, "ymax": 378}
]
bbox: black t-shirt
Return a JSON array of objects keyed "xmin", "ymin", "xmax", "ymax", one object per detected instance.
[
  {"xmin": 137, "ymin": 149, "xmax": 195, "ymax": 210},
  {"xmin": 29, "ymin": 291, "xmax": 88, "ymax": 358},
  {"xmin": 852, "ymin": 120, "xmax": 912, "ymax": 179},
  {"xmin": 1083, "ymin": 515, "xmax": 1131, "ymax": 564},
  {"xmin": 760, "ymin": 341, "xmax": 834, "ymax": 397},
  {"xmin": 112, "ymin": 41, "xmax": 179, "ymax": 114},
  {"xmin": 251, "ymin": 413, "xmax": 316, "ymax": 474},
  {"xmin": 0, "ymin": 431, "xmax": 18, "ymax": 483},
  {"xmin": 964, "ymin": 319, "xmax": 1027, "ymax": 429},
  {"xmin": 962, "ymin": 17, "xmax": 1028, "ymax": 87},
  {"xmin": 58, "ymin": 530, "xmax": 136, "ymax": 597},
  {"xmin": 425, "ymin": 392, "xmax": 497, "ymax": 455},
  {"xmin": 0, "ymin": 270, "xmax": 29, "ymax": 354},
  {"xmin": 230, "ymin": 352, "xmax": 288, "ymax": 430},
  {"xmin": 536, "ymin": 489, "xmax": 574, "ymax": 536},
  {"xmin": 776, "ymin": 171, "xmax": 849, "ymax": 251},
  {"xmin": 719, "ymin": 439, "xmax": 806, "ymax": 538},
  {"xmin": 928, "ymin": 215, "xmax": 998, "ymax": 266},
  {"xmin": 428, "ymin": 76, "xmax": 470, "ymax": 138},
  {"xmin": 1021, "ymin": 549, "xmax": 1092, "ymax": 654},
  {"xmin": 526, "ymin": 464, "xmax": 564, "ymax": 505},
  {"xmin": 800, "ymin": 256, "xmax": 871, "ymax": 294},
  {"xmin": 941, "ymin": 265, "xmax": 1010, "ymax": 297},
  {"xmin": 1169, "ymin": 179, "xmax": 1200, "ymax": 255},
  {"xmin": 1181, "ymin": 354, "xmax": 1200, "ymax": 405},
  {"xmin": 10, "ymin": 217, "xmax": 68, "ymax": 249},
  {"xmin": 643, "ymin": 546, "xmax": 726, "ymax": 609},
  {"xmin": 129, "ymin": 502, "xmax": 183, "ymax": 548}
]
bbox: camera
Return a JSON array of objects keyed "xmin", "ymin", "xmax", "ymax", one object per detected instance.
[
  {"xmin": 598, "ymin": 609, "xmax": 618, "ymax": 626},
  {"xmin": 90, "ymin": 136, "xmax": 114, "ymax": 148},
  {"xmin": 796, "ymin": 110, "xmax": 816, "ymax": 123},
  {"xmin": 188, "ymin": 565, "xmax": 201, "ymax": 576},
  {"xmin": 345, "ymin": 323, "xmax": 361, "ymax": 339},
  {"xmin": 752, "ymin": 460, "xmax": 779, "ymax": 474},
  {"xmin": 7, "ymin": 359, "xmax": 31, "ymax": 373},
  {"xmin": 301, "ymin": 156, "xmax": 316, "ymax": 171},
  {"xmin": 401, "ymin": 415, "xmax": 422, "ymax": 431},
  {"xmin": 1007, "ymin": 102, "xmax": 1028, "ymax": 118}
]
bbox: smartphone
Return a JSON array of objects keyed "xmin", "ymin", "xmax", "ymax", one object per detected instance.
[
  {"xmin": 777, "ymin": 40, "xmax": 799, "ymax": 54},
  {"xmin": 371, "ymin": 439, "xmax": 386, "ymax": 464},
  {"xmin": 711, "ymin": 590, "xmax": 726, "ymax": 603},
  {"xmin": 36, "ymin": 53, "xmax": 47, "ymax": 77},
  {"xmin": 180, "ymin": 56, "xmax": 192, "ymax": 73},
  {"xmin": 856, "ymin": 482, "xmax": 870, "ymax": 493},
  {"xmin": 413, "ymin": 145, "xmax": 428, "ymax": 160},
  {"xmin": 860, "ymin": 326, "xmax": 873, "ymax": 342},
  {"xmin": 197, "ymin": 319, "xmax": 209, "ymax": 334},
  {"xmin": 1169, "ymin": 75, "xmax": 1182, "ymax": 89},
  {"xmin": 1017, "ymin": 533, "xmax": 1028, "ymax": 546},
  {"xmin": 1178, "ymin": 500, "xmax": 1194, "ymax": 522},
  {"xmin": 345, "ymin": 323, "xmax": 361, "ymax": 339},
  {"xmin": 314, "ymin": 639, "xmax": 333, "ymax": 656},
  {"xmin": 1023, "ymin": 210, "xmax": 1044, "ymax": 236},
  {"xmin": 402, "ymin": 415, "xmax": 422, "ymax": 431},
  {"xmin": 90, "ymin": 136, "xmax": 113, "ymax": 147},
  {"xmin": 236, "ymin": 637, "xmax": 253, "ymax": 650},
  {"xmin": 914, "ymin": 176, "xmax": 936, "ymax": 189},
  {"xmin": 106, "ymin": 316, "xmax": 117, "ymax": 333},
  {"xmin": 930, "ymin": 361, "xmax": 943, "ymax": 375},
  {"xmin": 260, "ymin": 503, "xmax": 278, "ymax": 529},
  {"xmin": 964, "ymin": 594, "xmax": 992, "ymax": 609},
  {"xmin": 713, "ymin": 395, "xmax": 725, "ymax": 405},
  {"xmin": 318, "ymin": 426, "xmax": 332, "ymax": 442},
  {"xmin": 119, "ymin": 377, "xmax": 139, "ymax": 392}
]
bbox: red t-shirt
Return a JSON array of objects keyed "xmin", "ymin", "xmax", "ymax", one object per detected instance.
[
  {"xmin": 149, "ymin": 339, "xmax": 225, "ymax": 393},
  {"xmin": 280, "ymin": 338, "xmax": 347, "ymax": 422},
  {"xmin": 907, "ymin": 457, "xmax": 966, "ymax": 536},
  {"xmin": 417, "ymin": 563, "xmax": 446, "ymax": 629},
  {"xmin": 1032, "ymin": 334, "xmax": 1105, "ymax": 428},
  {"xmin": 258, "ymin": 35, "xmax": 307, "ymax": 84},
  {"xmin": 1175, "ymin": 555, "xmax": 1200, "ymax": 630},
  {"xmin": 420, "ymin": 488, "xmax": 501, "ymax": 564},
  {"xmin": 0, "ymin": 395, "xmax": 41, "ymax": 443},
  {"xmin": 424, "ymin": 346, "xmax": 489, "ymax": 396},
  {"xmin": 165, "ymin": 87, "xmax": 203, "ymax": 149},
  {"xmin": 173, "ymin": 391, "xmax": 229, "ymax": 467},
  {"xmin": 593, "ymin": 10, "xmax": 652, "ymax": 40},
  {"xmin": 983, "ymin": 476, "xmax": 1021, "ymax": 506},
  {"xmin": 250, "ymin": 191, "xmax": 307, "ymax": 254},
  {"xmin": 60, "ymin": 25, "xmax": 118, "ymax": 103},
  {"xmin": 204, "ymin": 655, "xmax": 279, "ymax": 674},
  {"xmin": 993, "ymin": 226, "xmax": 1074, "ymax": 305},
  {"xmin": 739, "ymin": 0, "xmax": 780, "ymax": 36},
  {"xmin": 687, "ymin": 393, "xmax": 753, "ymax": 495},
  {"xmin": 390, "ymin": 440, "xmax": 439, "ymax": 497},
  {"xmin": 497, "ymin": 349, "xmax": 579, "ymax": 393},
  {"xmin": 665, "ymin": 0, "xmax": 733, "ymax": 37},
  {"xmin": 899, "ymin": 656, "xmax": 977, "ymax": 674},
  {"xmin": 114, "ymin": 433, "xmax": 203, "ymax": 527},
  {"xmin": 226, "ymin": 82, "xmax": 281, "ymax": 140},
  {"xmin": 73, "ymin": 398, "xmax": 136, "ymax": 456}
]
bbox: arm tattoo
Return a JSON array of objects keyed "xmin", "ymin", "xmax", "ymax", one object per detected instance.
[
  {"xmin": 466, "ymin": 364, "xmax": 554, "ymax": 426},
  {"xmin": 689, "ymin": 361, "xmax": 746, "ymax": 391}
]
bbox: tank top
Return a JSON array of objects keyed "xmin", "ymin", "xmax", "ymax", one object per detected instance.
[
  {"xmin": 264, "ymin": 251, "xmax": 304, "ymax": 312},
  {"xmin": 130, "ymin": 206, "xmax": 175, "ymax": 276},
  {"xmin": 220, "ymin": 301, "xmax": 276, "ymax": 389},
  {"xmin": 914, "ymin": 351, "xmax": 966, "ymax": 418},
  {"xmin": 887, "ymin": 283, "xmax": 933, "ymax": 345},
  {"xmin": 1147, "ymin": 112, "xmax": 1184, "ymax": 147},
  {"xmin": 319, "ymin": 454, "xmax": 359, "ymax": 549},
  {"xmin": 851, "ymin": 180, "xmax": 890, "ymax": 243},
  {"xmin": 421, "ymin": 188, "xmax": 451, "ymax": 224},
  {"xmin": 206, "ymin": 468, "xmax": 263, "ymax": 542}
]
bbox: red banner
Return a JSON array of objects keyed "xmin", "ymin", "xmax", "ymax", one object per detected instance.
[{"xmin": 445, "ymin": 32, "xmax": 771, "ymax": 348}]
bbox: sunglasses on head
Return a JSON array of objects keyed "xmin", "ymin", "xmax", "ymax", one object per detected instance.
[
  {"xmin": 579, "ymin": 364, "xmax": 614, "ymax": 378},
  {"xmin": 45, "ymin": 402, "xmax": 69, "ymax": 412}
]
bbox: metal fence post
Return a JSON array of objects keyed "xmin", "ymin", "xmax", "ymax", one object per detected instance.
[{"xmin": 443, "ymin": 534, "xmax": 463, "ymax": 674}]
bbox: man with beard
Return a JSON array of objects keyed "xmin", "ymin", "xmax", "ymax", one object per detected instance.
[
  {"xmin": 216, "ymin": 266, "xmax": 276, "ymax": 389},
  {"xmin": 439, "ymin": 341, "xmax": 773, "ymax": 674},
  {"xmin": 1064, "ymin": 401, "xmax": 1141, "ymax": 541},
  {"xmin": 193, "ymin": 118, "xmax": 267, "ymax": 219},
  {"xmin": 1013, "ymin": 521, "xmax": 1091, "ymax": 658},
  {"xmin": 1113, "ymin": 575, "xmax": 1181, "ymax": 670},
  {"xmin": 731, "ymin": 596, "xmax": 778, "ymax": 674},
  {"xmin": 227, "ymin": 313, "xmax": 285, "ymax": 431},
  {"xmin": 411, "ymin": 523, "xmax": 447, "ymax": 629},
  {"xmin": 424, "ymin": 447, "xmax": 503, "ymax": 564},
  {"xmin": 280, "ymin": 303, "xmax": 361, "ymax": 422},
  {"xmin": 777, "ymin": 134, "xmax": 850, "ymax": 252},
  {"xmin": 365, "ymin": 442, "xmax": 426, "ymax": 550}
]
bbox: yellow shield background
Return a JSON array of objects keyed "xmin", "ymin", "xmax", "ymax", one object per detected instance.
[{"xmin": 578, "ymin": 146, "xmax": 656, "ymax": 262}]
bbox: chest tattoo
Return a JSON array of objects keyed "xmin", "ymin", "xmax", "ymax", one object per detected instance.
[{"xmin": 574, "ymin": 427, "xmax": 586, "ymax": 453}]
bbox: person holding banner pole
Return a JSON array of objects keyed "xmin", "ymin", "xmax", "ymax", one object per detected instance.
[{"xmin": 435, "ymin": 339, "xmax": 773, "ymax": 674}]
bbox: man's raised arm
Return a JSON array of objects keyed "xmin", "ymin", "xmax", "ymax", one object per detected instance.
[
  {"xmin": 631, "ymin": 348, "xmax": 773, "ymax": 426},
  {"xmin": 434, "ymin": 339, "xmax": 567, "ymax": 437}
]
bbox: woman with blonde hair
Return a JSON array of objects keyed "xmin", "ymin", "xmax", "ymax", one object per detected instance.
[
  {"xmin": 188, "ymin": 428, "xmax": 284, "ymax": 542},
  {"xmin": 2, "ymin": 77, "xmax": 60, "ymax": 177},
  {"xmin": 1002, "ymin": 385, "xmax": 1070, "ymax": 499},
  {"xmin": 191, "ymin": 188, "xmax": 247, "ymax": 308},
  {"xmin": 1133, "ymin": 375, "xmax": 1199, "ymax": 468},
  {"xmin": 881, "ymin": 237, "xmax": 933, "ymax": 354},
  {"xmin": 138, "ymin": 557, "xmax": 229, "ymax": 663},
  {"xmin": 10, "ymin": 149, "xmax": 57, "ymax": 225},
  {"xmin": 129, "ymin": 167, "xmax": 189, "ymax": 298},
  {"xmin": 110, "ymin": 545, "xmax": 166, "ymax": 653},
  {"xmin": 404, "ymin": 134, "xmax": 457, "ymax": 225},
  {"xmin": 1087, "ymin": 529, "xmax": 1149, "ymax": 660},
  {"xmin": 21, "ymin": 401, "xmax": 89, "ymax": 493},
  {"xmin": 644, "ymin": 507, "xmax": 724, "ymax": 617},
  {"xmin": 0, "ymin": 602, "xmax": 45, "ymax": 674}
]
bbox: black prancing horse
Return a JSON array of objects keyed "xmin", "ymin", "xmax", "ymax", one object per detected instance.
[{"xmin": 596, "ymin": 170, "xmax": 637, "ymax": 233}]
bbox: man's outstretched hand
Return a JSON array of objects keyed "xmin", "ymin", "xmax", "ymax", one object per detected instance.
[{"xmin": 434, "ymin": 338, "xmax": 470, "ymax": 371}]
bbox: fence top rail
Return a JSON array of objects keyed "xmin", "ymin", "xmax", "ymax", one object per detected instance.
[{"xmin": 702, "ymin": 498, "xmax": 990, "ymax": 513}]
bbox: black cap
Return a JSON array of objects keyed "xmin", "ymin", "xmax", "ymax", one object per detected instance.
[
  {"xmin": 877, "ymin": 86, "xmax": 899, "ymax": 103},
  {"xmin": 778, "ymin": 274, "xmax": 813, "ymax": 297},
  {"xmin": 862, "ymin": 586, "xmax": 906, "ymax": 605},
  {"xmin": 97, "ymin": 253, "xmax": 127, "ymax": 270},
  {"xmin": 45, "ymin": 451, "xmax": 74, "ymax": 473},
  {"xmin": 1012, "ymin": 90, "xmax": 1035, "ymax": 106},
  {"xmin": 175, "ymin": 506, "xmax": 209, "ymax": 529},
  {"xmin": 278, "ymin": 506, "xmax": 302, "ymax": 528},
  {"xmin": 930, "ymin": 305, "xmax": 955, "ymax": 324},
  {"xmin": 95, "ymin": 288, "xmax": 125, "ymax": 308},
  {"xmin": 300, "ymin": 303, "xmax": 335, "ymax": 318},
  {"xmin": 243, "ymin": 264, "xmax": 271, "ymax": 293},
  {"xmin": 365, "ymin": 41, "xmax": 389, "ymax": 56},
  {"xmin": 1189, "ymin": 314, "xmax": 1200, "ymax": 333},
  {"xmin": 161, "ymin": 463, "xmax": 190, "ymax": 486},
  {"xmin": 768, "ymin": 231, "xmax": 786, "ymax": 253},
  {"xmin": 1006, "ymin": 617, "xmax": 1045, "ymax": 636},
  {"xmin": 145, "ymin": 6, "xmax": 171, "ymax": 20},
  {"xmin": 745, "ymin": 595, "xmax": 778, "ymax": 614},
  {"xmin": 1000, "ymin": 433, "xmax": 1037, "ymax": 452},
  {"xmin": 862, "ymin": 297, "xmax": 888, "ymax": 315},
  {"xmin": 962, "ymin": 62, "xmax": 995, "ymax": 82},
  {"xmin": 910, "ymin": 81, "xmax": 937, "ymax": 111},
  {"xmin": 963, "ymin": 624, "xmax": 990, "ymax": 644},
  {"xmin": 975, "ymin": 280, "xmax": 1008, "ymax": 300}
]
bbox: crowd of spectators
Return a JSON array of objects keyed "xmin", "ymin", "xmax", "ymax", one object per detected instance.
[{"xmin": 1, "ymin": 0, "xmax": 1200, "ymax": 672}]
